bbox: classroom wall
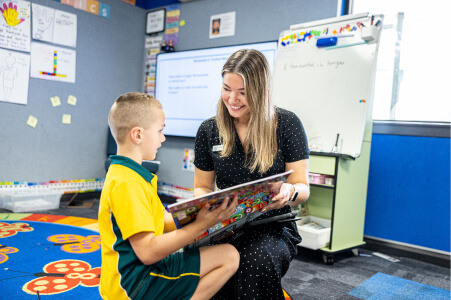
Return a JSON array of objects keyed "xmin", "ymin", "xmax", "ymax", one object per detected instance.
[
  {"xmin": 0, "ymin": 0, "xmax": 146, "ymax": 182},
  {"xmin": 155, "ymin": 0, "xmax": 451, "ymax": 253}
]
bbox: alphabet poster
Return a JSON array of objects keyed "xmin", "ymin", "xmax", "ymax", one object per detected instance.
[
  {"xmin": 0, "ymin": 48, "xmax": 30, "ymax": 105},
  {"xmin": 30, "ymin": 42, "xmax": 76, "ymax": 83},
  {"xmin": 32, "ymin": 3, "xmax": 77, "ymax": 48},
  {"xmin": 0, "ymin": 0, "xmax": 31, "ymax": 52}
]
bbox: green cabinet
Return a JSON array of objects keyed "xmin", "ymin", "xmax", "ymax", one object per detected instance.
[{"xmin": 296, "ymin": 140, "xmax": 372, "ymax": 264}]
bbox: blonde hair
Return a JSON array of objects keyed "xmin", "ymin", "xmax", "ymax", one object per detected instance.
[
  {"xmin": 108, "ymin": 92, "xmax": 162, "ymax": 144},
  {"xmin": 217, "ymin": 49, "xmax": 278, "ymax": 174}
]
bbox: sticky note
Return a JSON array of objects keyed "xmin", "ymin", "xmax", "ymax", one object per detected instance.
[
  {"xmin": 165, "ymin": 27, "xmax": 179, "ymax": 35},
  {"xmin": 180, "ymin": 20, "xmax": 185, "ymax": 26},
  {"xmin": 167, "ymin": 10, "xmax": 180, "ymax": 18},
  {"xmin": 67, "ymin": 95, "xmax": 77, "ymax": 106},
  {"xmin": 51, "ymin": 96, "xmax": 61, "ymax": 107},
  {"xmin": 27, "ymin": 116, "xmax": 38, "ymax": 128},
  {"xmin": 62, "ymin": 114, "xmax": 71, "ymax": 124}
]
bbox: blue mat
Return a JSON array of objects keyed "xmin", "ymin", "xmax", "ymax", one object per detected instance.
[
  {"xmin": 349, "ymin": 272, "xmax": 450, "ymax": 300},
  {"xmin": 0, "ymin": 220, "xmax": 101, "ymax": 299}
]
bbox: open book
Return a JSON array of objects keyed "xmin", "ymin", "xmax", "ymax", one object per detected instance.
[{"xmin": 167, "ymin": 170, "xmax": 293, "ymax": 249}]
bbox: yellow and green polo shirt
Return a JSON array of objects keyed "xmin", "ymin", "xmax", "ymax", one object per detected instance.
[{"xmin": 98, "ymin": 155, "xmax": 200, "ymax": 300}]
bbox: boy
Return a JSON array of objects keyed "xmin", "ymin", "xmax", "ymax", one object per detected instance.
[{"xmin": 99, "ymin": 92, "xmax": 239, "ymax": 300}]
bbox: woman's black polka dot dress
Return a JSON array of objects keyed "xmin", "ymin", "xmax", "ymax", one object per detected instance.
[{"xmin": 194, "ymin": 108, "xmax": 309, "ymax": 300}]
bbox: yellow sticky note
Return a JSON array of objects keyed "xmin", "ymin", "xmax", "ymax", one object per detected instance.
[
  {"xmin": 26, "ymin": 115, "xmax": 38, "ymax": 128},
  {"xmin": 167, "ymin": 9, "xmax": 180, "ymax": 17},
  {"xmin": 165, "ymin": 27, "xmax": 179, "ymax": 35},
  {"xmin": 67, "ymin": 95, "xmax": 77, "ymax": 106},
  {"xmin": 62, "ymin": 114, "xmax": 71, "ymax": 124},
  {"xmin": 180, "ymin": 20, "xmax": 185, "ymax": 26},
  {"xmin": 50, "ymin": 96, "xmax": 61, "ymax": 107},
  {"xmin": 150, "ymin": 48, "xmax": 160, "ymax": 55}
]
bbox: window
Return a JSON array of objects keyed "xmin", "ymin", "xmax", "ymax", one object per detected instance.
[{"xmin": 352, "ymin": 0, "xmax": 451, "ymax": 123}]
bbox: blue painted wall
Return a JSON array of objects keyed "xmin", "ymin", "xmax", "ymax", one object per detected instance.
[{"xmin": 365, "ymin": 134, "xmax": 450, "ymax": 252}]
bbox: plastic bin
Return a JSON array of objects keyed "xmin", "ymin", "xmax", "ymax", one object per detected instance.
[
  {"xmin": 308, "ymin": 173, "xmax": 334, "ymax": 185},
  {"xmin": 296, "ymin": 215, "xmax": 331, "ymax": 250},
  {"xmin": 2, "ymin": 190, "xmax": 63, "ymax": 213}
]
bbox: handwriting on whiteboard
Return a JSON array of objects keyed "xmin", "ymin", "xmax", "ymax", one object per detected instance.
[{"xmin": 284, "ymin": 60, "xmax": 345, "ymax": 70}]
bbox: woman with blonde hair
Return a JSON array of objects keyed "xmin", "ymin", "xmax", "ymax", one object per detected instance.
[{"xmin": 194, "ymin": 49, "xmax": 310, "ymax": 299}]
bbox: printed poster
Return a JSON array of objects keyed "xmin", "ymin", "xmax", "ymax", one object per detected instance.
[
  {"xmin": 30, "ymin": 42, "xmax": 76, "ymax": 83},
  {"xmin": 183, "ymin": 148, "xmax": 195, "ymax": 172},
  {"xmin": 0, "ymin": 48, "xmax": 29, "ymax": 104},
  {"xmin": 32, "ymin": 3, "xmax": 77, "ymax": 48},
  {"xmin": 0, "ymin": 0, "xmax": 31, "ymax": 52},
  {"xmin": 209, "ymin": 11, "xmax": 235, "ymax": 39},
  {"xmin": 145, "ymin": 35, "xmax": 163, "ymax": 49}
]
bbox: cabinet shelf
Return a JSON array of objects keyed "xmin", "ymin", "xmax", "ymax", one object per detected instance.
[{"xmin": 310, "ymin": 183, "xmax": 334, "ymax": 189}]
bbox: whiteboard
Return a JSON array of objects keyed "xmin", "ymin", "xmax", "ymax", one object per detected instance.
[{"xmin": 273, "ymin": 14, "xmax": 382, "ymax": 158}]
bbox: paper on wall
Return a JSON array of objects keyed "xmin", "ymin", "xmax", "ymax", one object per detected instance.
[
  {"xmin": 32, "ymin": 3, "xmax": 77, "ymax": 48},
  {"xmin": 209, "ymin": 11, "xmax": 235, "ymax": 39},
  {"xmin": 0, "ymin": 0, "xmax": 31, "ymax": 52},
  {"xmin": 30, "ymin": 42, "xmax": 76, "ymax": 83},
  {"xmin": 0, "ymin": 48, "xmax": 30, "ymax": 105}
]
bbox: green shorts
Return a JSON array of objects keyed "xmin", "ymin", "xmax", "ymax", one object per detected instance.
[{"xmin": 132, "ymin": 248, "xmax": 200, "ymax": 300}]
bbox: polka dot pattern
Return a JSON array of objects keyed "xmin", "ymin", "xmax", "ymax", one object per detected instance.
[
  {"xmin": 212, "ymin": 222, "xmax": 301, "ymax": 300},
  {"xmin": 194, "ymin": 108, "xmax": 307, "ymax": 299},
  {"xmin": 194, "ymin": 108, "xmax": 309, "ymax": 189}
]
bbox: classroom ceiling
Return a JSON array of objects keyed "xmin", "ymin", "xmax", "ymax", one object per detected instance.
[{"xmin": 136, "ymin": 0, "xmax": 199, "ymax": 10}]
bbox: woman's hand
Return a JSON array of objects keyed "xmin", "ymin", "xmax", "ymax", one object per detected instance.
[
  {"xmin": 261, "ymin": 183, "xmax": 293, "ymax": 212},
  {"xmin": 195, "ymin": 196, "xmax": 238, "ymax": 229}
]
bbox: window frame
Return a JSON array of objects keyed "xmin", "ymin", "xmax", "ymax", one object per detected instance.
[{"xmin": 345, "ymin": 0, "xmax": 450, "ymax": 137}]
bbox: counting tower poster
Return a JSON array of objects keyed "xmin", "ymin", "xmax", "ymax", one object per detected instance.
[{"xmin": 30, "ymin": 42, "xmax": 76, "ymax": 83}]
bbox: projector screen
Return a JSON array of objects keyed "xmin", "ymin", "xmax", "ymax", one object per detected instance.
[{"xmin": 155, "ymin": 41, "xmax": 278, "ymax": 137}]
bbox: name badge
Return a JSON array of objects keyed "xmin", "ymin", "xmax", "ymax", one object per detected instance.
[{"xmin": 212, "ymin": 145, "xmax": 223, "ymax": 152}]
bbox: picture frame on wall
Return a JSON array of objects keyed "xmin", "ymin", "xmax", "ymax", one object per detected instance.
[{"xmin": 146, "ymin": 8, "xmax": 166, "ymax": 35}]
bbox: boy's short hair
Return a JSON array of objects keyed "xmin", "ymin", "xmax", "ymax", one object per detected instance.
[{"xmin": 108, "ymin": 92, "xmax": 162, "ymax": 144}]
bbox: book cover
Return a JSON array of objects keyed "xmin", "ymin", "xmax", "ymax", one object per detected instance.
[{"xmin": 167, "ymin": 170, "xmax": 293, "ymax": 248}]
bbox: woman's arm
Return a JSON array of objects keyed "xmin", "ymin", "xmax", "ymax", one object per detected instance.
[
  {"xmin": 285, "ymin": 159, "xmax": 310, "ymax": 206},
  {"xmin": 263, "ymin": 159, "xmax": 310, "ymax": 212},
  {"xmin": 194, "ymin": 167, "xmax": 216, "ymax": 197}
]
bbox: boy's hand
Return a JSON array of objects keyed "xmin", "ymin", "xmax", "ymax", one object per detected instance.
[{"xmin": 195, "ymin": 196, "xmax": 238, "ymax": 229}]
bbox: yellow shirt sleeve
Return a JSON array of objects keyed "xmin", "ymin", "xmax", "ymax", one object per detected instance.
[{"xmin": 110, "ymin": 179, "xmax": 155, "ymax": 240}]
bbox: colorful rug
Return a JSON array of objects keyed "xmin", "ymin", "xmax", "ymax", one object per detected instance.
[
  {"xmin": 0, "ymin": 213, "xmax": 293, "ymax": 299},
  {"xmin": 348, "ymin": 272, "xmax": 451, "ymax": 300},
  {"xmin": 0, "ymin": 213, "xmax": 101, "ymax": 299}
]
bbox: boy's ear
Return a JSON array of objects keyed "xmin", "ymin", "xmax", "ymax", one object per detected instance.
[{"xmin": 130, "ymin": 127, "xmax": 143, "ymax": 144}]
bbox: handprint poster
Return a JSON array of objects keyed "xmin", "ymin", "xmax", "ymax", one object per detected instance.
[
  {"xmin": 0, "ymin": 47, "xmax": 30, "ymax": 104},
  {"xmin": 0, "ymin": 0, "xmax": 31, "ymax": 52},
  {"xmin": 32, "ymin": 3, "xmax": 77, "ymax": 48},
  {"xmin": 31, "ymin": 3, "xmax": 53, "ymax": 43}
]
